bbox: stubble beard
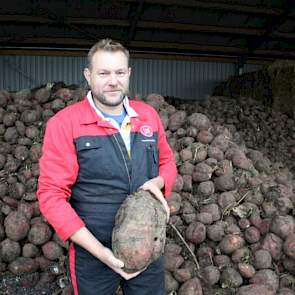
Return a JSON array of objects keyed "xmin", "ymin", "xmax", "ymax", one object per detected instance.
[{"xmin": 92, "ymin": 90, "xmax": 128, "ymax": 107}]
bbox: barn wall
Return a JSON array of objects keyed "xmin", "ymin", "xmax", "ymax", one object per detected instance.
[{"xmin": 0, "ymin": 55, "xmax": 263, "ymax": 99}]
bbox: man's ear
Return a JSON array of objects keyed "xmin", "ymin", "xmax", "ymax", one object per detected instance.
[
  {"xmin": 83, "ymin": 67, "xmax": 91, "ymax": 84},
  {"xmin": 128, "ymin": 67, "xmax": 131, "ymax": 77}
]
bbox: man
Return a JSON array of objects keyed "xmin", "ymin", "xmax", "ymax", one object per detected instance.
[{"xmin": 37, "ymin": 38, "xmax": 177, "ymax": 295}]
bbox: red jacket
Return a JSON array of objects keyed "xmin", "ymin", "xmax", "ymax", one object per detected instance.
[{"xmin": 37, "ymin": 97, "xmax": 177, "ymax": 242}]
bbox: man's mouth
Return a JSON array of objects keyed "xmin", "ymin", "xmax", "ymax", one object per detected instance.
[{"xmin": 105, "ymin": 90, "xmax": 121, "ymax": 94}]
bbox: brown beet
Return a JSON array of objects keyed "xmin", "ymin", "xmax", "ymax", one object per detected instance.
[
  {"xmin": 219, "ymin": 234, "xmax": 245, "ymax": 254},
  {"xmin": 253, "ymin": 249, "xmax": 272, "ymax": 269},
  {"xmin": 0, "ymin": 238, "xmax": 21, "ymax": 262},
  {"xmin": 185, "ymin": 222, "xmax": 206, "ymax": 244},
  {"xmin": 237, "ymin": 284, "xmax": 275, "ymax": 295},
  {"xmin": 8, "ymin": 257, "xmax": 38, "ymax": 275},
  {"xmin": 42, "ymin": 241, "xmax": 63, "ymax": 260},
  {"xmin": 283, "ymin": 234, "xmax": 295, "ymax": 259},
  {"xmin": 238, "ymin": 263, "xmax": 256, "ymax": 278},
  {"xmin": 4, "ymin": 211, "xmax": 30, "ymax": 241},
  {"xmin": 250, "ymin": 269, "xmax": 279, "ymax": 292},
  {"xmin": 178, "ymin": 277, "xmax": 203, "ymax": 295},
  {"xmin": 28, "ymin": 222, "xmax": 52, "ymax": 245},
  {"xmin": 164, "ymin": 254, "xmax": 184, "ymax": 272},
  {"xmin": 165, "ymin": 271, "xmax": 179, "ymax": 292}
]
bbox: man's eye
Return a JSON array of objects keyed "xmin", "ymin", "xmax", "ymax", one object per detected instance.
[
  {"xmin": 99, "ymin": 72, "xmax": 108, "ymax": 76},
  {"xmin": 117, "ymin": 71, "xmax": 126, "ymax": 76}
]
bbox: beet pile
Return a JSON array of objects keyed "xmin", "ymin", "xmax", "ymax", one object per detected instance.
[
  {"xmin": 166, "ymin": 95, "xmax": 295, "ymax": 174},
  {"xmin": 0, "ymin": 85, "xmax": 294, "ymax": 295},
  {"xmin": 145, "ymin": 94, "xmax": 295, "ymax": 295},
  {"xmin": 0, "ymin": 83, "xmax": 86, "ymax": 294}
]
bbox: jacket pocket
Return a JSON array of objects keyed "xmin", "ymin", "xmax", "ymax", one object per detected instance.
[
  {"xmin": 76, "ymin": 137, "xmax": 102, "ymax": 152},
  {"xmin": 75, "ymin": 137, "xmax": 114, "ymax": 179},
  {"xmin": 147, "ymin": 143, "xmax": 159, "ymax": 179}
]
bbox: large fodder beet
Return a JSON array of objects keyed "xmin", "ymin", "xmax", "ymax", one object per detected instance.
[{"xmin": 112, "ymin": 190, "xmax": 166, "ymax": 273}]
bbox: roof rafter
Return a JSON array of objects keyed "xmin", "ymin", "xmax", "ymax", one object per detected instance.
[
  {"xmin": 126, "ymin": 0, "xmax": 145, "ymax": 45},
  {"xmin": 34, "ymin": 5, "xmax": 98, "ymax": 41},
  {"xmin": 122, "ymin": 0, "xmax": 283, "ymax": 16},
  {"xmin": 1, "ymin": 37, "xmax": 295, "ymax": 59},
  {"xmin": 247, "ymin": 0, "xmax": 295, "ymax": 53},
  {"xmin": 3, "ymin": 15, "xmax": 295, "ymax": 41},
  {"xmin": 1, "ymin": 1, "xmax": 295, "ymax": 61}
]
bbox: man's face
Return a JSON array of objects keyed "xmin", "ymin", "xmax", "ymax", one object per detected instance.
[{"xmin": 84, "ymin": 50, "xmax": 131, "ymax": 108}]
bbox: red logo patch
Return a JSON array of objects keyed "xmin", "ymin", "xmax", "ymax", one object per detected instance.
[{"xmin": 140, "ymin": 125, "xmax": 153, "ymax": 137}]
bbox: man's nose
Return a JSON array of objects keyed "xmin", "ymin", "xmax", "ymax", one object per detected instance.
[{"xmin": 109, "ymin": 73, "xmax": 118, "ymax": 85}]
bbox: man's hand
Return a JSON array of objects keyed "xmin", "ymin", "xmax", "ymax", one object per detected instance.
[
  {"xmin": 100, "ymin": 247, "xmax": 144, "ymax": 280},
  {"xmin": 70, "ymin": 227, "xmax": 143, "ymax": 280},
  {"xmin": 140, "ymin": 176, "xmax": 170, "ymax": 223}
]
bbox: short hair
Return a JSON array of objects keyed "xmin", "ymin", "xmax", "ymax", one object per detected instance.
[{"xmin": 87, "ymin": 38, "xmax": 130, "ymax": 69}]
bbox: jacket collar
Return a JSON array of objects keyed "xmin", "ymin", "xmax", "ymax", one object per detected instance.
[{"xmin": 79, "ymin": 91, "xmax": 139, "ymax": 125}]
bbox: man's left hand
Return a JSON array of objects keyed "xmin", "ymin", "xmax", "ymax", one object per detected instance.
[{"xmin": 140, "ymin": 176, "xmax": 170, "ymax": 223}]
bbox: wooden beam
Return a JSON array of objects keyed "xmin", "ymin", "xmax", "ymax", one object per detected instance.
[
  {"xmin": 0, "ymin": 49, "xmax": 88, "ymax": 57},
  {"xmin": 0, "ymin": 15, "xmax": 54, "ymax": 23},
  {"xmin": 69, "ymin": 18, "xmax": 295, "ymax": 41},
  {"xmin": 247, "ymin": 1, "xmax": 295, "ymax": 53},
  {"xmin": 130, "ymin": 40, "xmax": 247, "ymax": 54},
  {"xmin": 272, "ymin": 31, "xmax": 295, "ymax": 39},
  {"xmin": 0, "ymin": 37, "xmax": 94, "ymax": 46},
  {"xmin": 137, "ymin": 21, "xmax": 265, "ymax": 36},
  {"xmin": 0, "ymin": 14, "xmax": 268, "ymax": 39},
  {"xmin": 1, "ymin": 37, "xmax": 295, "ymax": 59},
  {"xmin": 0, "ymin": 14, "xmax": 130, "ymax": 27},
  {"xmin": 68, "ymin": 17, "xmax": 129, "ymax": 27},
  {"xmin": 130, "ymin": 40, "xmax": 295, "ymax": 59},
  {"xmin": 126, "ymin": 0, "xmax": 145, "ymax": 44},
  {"xmin": 0, "ymin": 48, "xmax": 234, "ymax": 62},
  {"xmin": 0, "ymin": 48, "xmax": 273, "ymax": 65},
  {"xmin": 4, "ymin": 15, "xmax": 295, "ymax": 41},
  {"xmin": 254, "ymin": 49, "xmax": 295, "ymax": 58},
  {"xmin": 131, "ymin": 53, "xmax": 272, "ymax": 65},
  {"xmin": 0, "ymin": 37, "xmax": 247, "ymax": 54},
  {"xmin": 122, "ymin": 0, "xmax": 283, "ymax": 15}
]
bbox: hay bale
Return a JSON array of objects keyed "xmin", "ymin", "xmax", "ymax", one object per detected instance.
[{"xmin": 268, "ymin": 60, "xmax": 295, "ymax": 118}]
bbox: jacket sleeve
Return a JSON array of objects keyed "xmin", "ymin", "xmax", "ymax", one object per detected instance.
[
  {"xmin": 156, "ymin": 111, "xmax": 177, "ymax": 198},
  {"xmin": 37, "ymin": 115, "xmax": 85, "ymax": 241}
]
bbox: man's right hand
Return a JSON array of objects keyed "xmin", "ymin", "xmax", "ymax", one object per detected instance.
[
  {"xmin": 100, "ymin": 247, "xmax": 144, "ymax": 280},
  {"xmin": 70, "ymin": 227, "xmax": 144, "ymax": 280}
]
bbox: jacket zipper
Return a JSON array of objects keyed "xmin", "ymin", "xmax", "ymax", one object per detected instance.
[{"xmin": 112, "ymin": 134, "xmax": 131, "ymax": 191}]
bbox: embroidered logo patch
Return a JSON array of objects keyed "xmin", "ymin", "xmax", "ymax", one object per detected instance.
[{"xmin": 140, "ymin": 125, "xmax": 153, "ymax": 137}]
